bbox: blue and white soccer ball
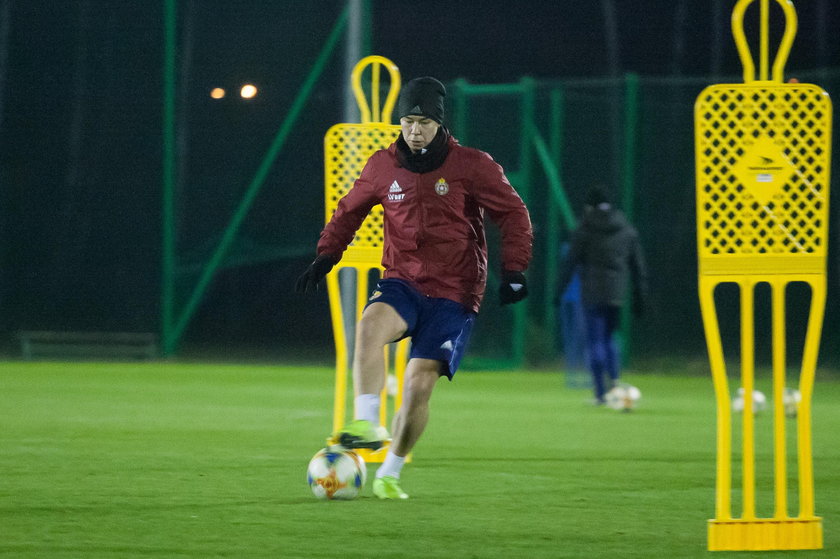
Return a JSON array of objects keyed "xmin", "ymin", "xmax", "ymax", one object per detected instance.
[
  {"xmin": 307, "ymin": 447, "xmax": 366, "ymax": 500},
  {"xmin": 386, "ymin": 373, "xmax": 399, "ymax": 397},
  {"xmin": 605, "ymin": 383, "xmax": 641, "ymax": 411},
  {"xmin": 731, "ymin": 388, "xmax": 767, "ymax": 413},
  {"xmin": 782, "ymin": 387, "xmax": 801, "ymax": 418}
]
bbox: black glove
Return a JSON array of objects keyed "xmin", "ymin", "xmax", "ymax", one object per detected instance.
[
  {"xmin": 499, "ymin": 270, "xmax": 528, "ymax": 305},
  {"xmin": 296, "ymin": 254, "xmax": 339, "ymax": 293}
]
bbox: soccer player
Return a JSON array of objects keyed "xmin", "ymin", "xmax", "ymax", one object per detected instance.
[
  {"xmin": 297, "ymin": 77, "xmax": 532, "ymax": 499},
  {"xmin": 557, "ymin": 185, "xmax": 648, "ymax": 405}
]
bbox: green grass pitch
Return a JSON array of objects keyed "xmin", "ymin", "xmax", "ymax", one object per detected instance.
[{"xmin": 1, "ymin": 361, "xmax": 839, "ymax": 558}]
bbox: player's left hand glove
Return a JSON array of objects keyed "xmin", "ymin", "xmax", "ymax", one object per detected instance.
[
  {"xmin": 296, "ymin": 254, "xmax": 339, "ymax": 293},
  {"xmin": 499, "ymin": 270, "xmax": 528, "ymax": 305}
]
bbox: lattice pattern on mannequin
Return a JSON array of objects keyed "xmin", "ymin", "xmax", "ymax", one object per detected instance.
[
  {"xmin": 324, "ymin": 123, "xmax": 400, "ymax": 249},
  {"xmin": 696, "ymin": 84, "xmax": 831, "ymax": 258}
]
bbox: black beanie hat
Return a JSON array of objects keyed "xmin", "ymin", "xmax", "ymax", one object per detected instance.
[{"xmin": 397, "ymin": 77, "xmax": 446, "ymax": 124}]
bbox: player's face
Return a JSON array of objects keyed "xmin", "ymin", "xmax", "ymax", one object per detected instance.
[{"xmin": 400, "ymin": 115, "xmax": 440, "ymax": 152}]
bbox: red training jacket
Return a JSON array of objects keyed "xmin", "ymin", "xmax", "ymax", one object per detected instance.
[{"xmin": 317, "ymin": 136, "xmax": 533, "ymax": 313}]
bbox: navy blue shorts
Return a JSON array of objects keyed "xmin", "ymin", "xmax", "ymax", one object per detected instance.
[{"xmin": 366, "ymin": 279, "xmax": 476, "ymax": 379}]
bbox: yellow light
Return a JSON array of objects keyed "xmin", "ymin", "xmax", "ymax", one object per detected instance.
[
  {"xmin": 210, "ymin": 87, "xmax": 226, "ymax": 99},
  {"xmin": 240, "ymin": 84, "xmax": 258, "ymax": 99}
]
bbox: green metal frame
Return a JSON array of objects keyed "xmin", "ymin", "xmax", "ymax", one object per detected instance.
[
  {"xmin": 536, "ymin": 87, "xmax": 573, "ymax": 344},
  {"xmin": 449, "ymin": 74, "xmax": 640, "ymax": 368},
  {"xmin": 162, "ymin": 0, "xmax": 177, "ymax": 356},
  {"xmin": 450, "ymin": 78, "xmax": 538, "ymax": 368},
  {"xmin": 620, "ymin": 73, "xmax": 640, "ymax": 364},
  {"xmin": 160, "ymin": 1, "xmax": 350, "ymax": 356}
]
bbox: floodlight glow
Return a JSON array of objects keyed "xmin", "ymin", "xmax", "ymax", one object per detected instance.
[
  {"xmin": 210, "ymin": 87, "xmax": 226, "ymax": 99},
  {"xmin": 240, "ymin": 84, "xmax": 258, "ymax": 99}
]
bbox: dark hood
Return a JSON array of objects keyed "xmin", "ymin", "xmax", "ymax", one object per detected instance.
[{"xmin": 581, "ymin": 205, "xmax": 630, "ymax": 233}]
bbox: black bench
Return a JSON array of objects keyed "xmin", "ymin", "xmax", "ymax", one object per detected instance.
[{"xmin": 18, "ymin": 331, "xmax": 159, "ymax": 360}]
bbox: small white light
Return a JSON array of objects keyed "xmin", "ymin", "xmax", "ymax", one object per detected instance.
[{"xmin": 240, "ymin": 84, "xmax": 258, "ymax": 99}]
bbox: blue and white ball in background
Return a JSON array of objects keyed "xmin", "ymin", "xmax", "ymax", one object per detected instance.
[
  {"xmin": 386, "ymin": 373, "xmax": 399, "ymax": 397},
  {"xmin": 605, "ymin": 383, "xmax": 642, "ymax": 411},
  {"xmin": 731, "ymin": 387, "xmax": 767, "ymax": 413},
  {"xmin": 307, "ymin": 447, "xmax": 366, "ymax": 500},
  {"xmin": 782, "ymin": 387, "xmax": 801, "ymax": 418}
]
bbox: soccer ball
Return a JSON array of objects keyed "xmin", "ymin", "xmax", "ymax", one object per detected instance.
[
  {"xmin": 731, "ymin": 388, "xmax": 767, "ymax": 413},
  {"xmin": 605, "ymin": 383, "xmax": 641, "ymax": 411},
  {"xmin": 782, "ymin": 387, "xmax": 801, "ymax": 418},
  {"xmin": 386, "ymin": 373, "xmax": 399, "ymax": 397},
  {"xmin": 307, "ymin": 447, "xmax": 366, "ymax": 500}
]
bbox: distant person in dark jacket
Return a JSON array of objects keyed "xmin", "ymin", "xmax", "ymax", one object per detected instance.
[{"xmin": 557, "ymin": 186, "xmax": 648, "ymax": 404}]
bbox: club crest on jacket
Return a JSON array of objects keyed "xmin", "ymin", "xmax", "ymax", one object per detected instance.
[{"xmin": 434, "ymin": 178, "xmax": 449, "ymax": 196}]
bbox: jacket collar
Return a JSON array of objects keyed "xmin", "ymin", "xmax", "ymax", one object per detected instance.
[{"xmin": 395, "ymin": 126, "xmax": 451, "ymax": 173}]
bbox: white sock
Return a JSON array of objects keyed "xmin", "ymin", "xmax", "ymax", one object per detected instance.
[
  {"xmin": 376, "ymin": 451, "xmax": 406, "ymax": 479},
  {"xmin": 355, "ymin": 393, "xmax": 380, "ymax": 425}
]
